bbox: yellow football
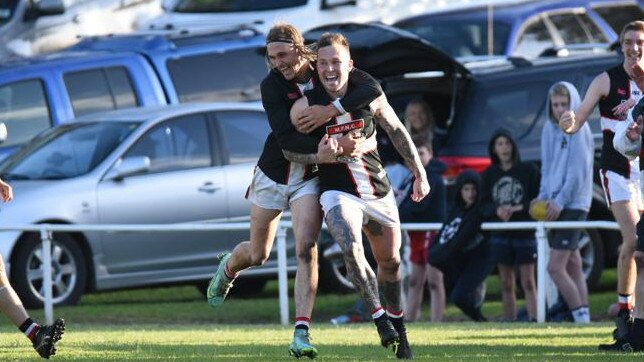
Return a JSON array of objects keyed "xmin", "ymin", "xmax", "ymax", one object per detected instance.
[{"xmin": 530, "ymin": 200, "xmax": 548, "ymax": 221}]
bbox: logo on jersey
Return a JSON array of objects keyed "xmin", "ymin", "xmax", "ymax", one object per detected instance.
[
  {"xmin": 492, "ymin": 176, "xmax": 524, "ymax": 206},
  {"xmin": 326, "ymin": 119, "xmax": 364, "ymax": 136},
  {"xmin": 287, "ymin": 92, "xmax": 300, "ymax": 99},
  {"xmin": 617, "ymin": 88, "xmax": 627, "ymax": 96}
]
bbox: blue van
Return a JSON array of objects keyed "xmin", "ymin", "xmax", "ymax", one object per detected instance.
[{"xmin": 0, "ymin": 28, "xmax": 267, "ymax": 158}]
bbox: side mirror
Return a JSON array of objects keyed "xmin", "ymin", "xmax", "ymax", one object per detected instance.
[
  {"xmin": 23, "ymin": 0, "xmax": 65, "ymax": 21},
  {"xmin": 322, "ymin": 0, "xmax": 357, "ymax": 10},
  {"xmin": 105, "ymin": 156, "xmax": 150, "ymax": 180},
  {"xmin": 0, "ymin": 123, "xmax": 7, "ymax": 144}
]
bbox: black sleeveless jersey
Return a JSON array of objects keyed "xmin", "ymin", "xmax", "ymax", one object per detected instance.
[
  {"xmin": 306, "ymin": 85, "xmax": 391, "ymax": 199},
  {"xmin": 598, "ymin": 65, "xmax": 642, "ymax": 178},
  {"xmin": 258, "ymin": 68, "xmax": 382, "ymax": 185}
]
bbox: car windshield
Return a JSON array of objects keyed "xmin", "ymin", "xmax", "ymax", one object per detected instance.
[
  {"xmin": 0, "ymin": 0, "xmax": 18, "ymax": 27},
  {"xmin": 395, "ymin": 14, "xmax": 511, "ymax": 57},
  {"xmin": 174, "ymin": 0, "xmax": 307, "ymax": 13},
  {"xmin": 1, "ymin": 122, "xmax": 140, "ymax": 180}
]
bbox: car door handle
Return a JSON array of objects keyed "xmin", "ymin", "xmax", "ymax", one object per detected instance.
[{"xmin": 198, "ymin": 182, "xmax": 221, "ymax": 193}]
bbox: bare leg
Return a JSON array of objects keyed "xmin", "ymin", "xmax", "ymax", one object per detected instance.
[
  {"xmin": 498, "ymin": 264, "xmax": 516, "ymax": 320},
  {"xmin": 427, "ymin": 264, "xmax": 445, "ymax": 322},
  {"xmin": 0, "ymin": 255, "xmax": 29, "ymax": 327},
  {"xmin": 548, "ymin": 249, "xmax": 582, "ymax": 309},
  {"xmin": 567, "ymin": 250, "xmax": 588, "ymax": 306},
  {"xmin": 325, "ymin": 205, "xmax": 381, "ymax": 312},
  {"xmin": 226, "ymin": 204, "xmax": 282, "ymax": 274},
  {"xmin": 611, "ymin": 201, "xmax": 638, "ymax": 296},
  {"xmin": 634, "ymin": 251, "xmax": 644, "ymax": 320},
  {"xmin": 518, "ymin": 263, "xmax": 537, "ymax": 320},
  {"xmin": 363, "ymin": 221, "xmax": 402, "ymax": 312},
  {"xmin": 405, "ymin": 262, "xmax": 427, "ymax": 321},
  {"xmin": 290, "ymin": 195, "xmax": 322, "ymax": 323}
]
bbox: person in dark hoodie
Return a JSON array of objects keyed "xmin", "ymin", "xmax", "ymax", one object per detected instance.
[
  {"xmin": 481, "ymin": 129, "xmax": 540, "ymax": 322},
  {"xmin": 400, "ymin": 135, "xmax": 447, "ymax": 322},
  {"xmin": 429, "ymin": 169, "xmax": 493, "ymax": 321}
]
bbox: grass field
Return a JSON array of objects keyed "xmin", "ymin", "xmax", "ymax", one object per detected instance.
[{"xmin": 0, "ymin": 269, "xmax": 642, "ymax": 360}]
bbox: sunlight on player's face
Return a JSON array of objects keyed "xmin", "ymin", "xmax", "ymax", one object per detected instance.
[
  {"xmin": 266, "ymin": 42, "xmax": 307, "ymax": 81},
  {"xmin": 317, "ymin": 44, "xmax": 353, "ymax": 96},
  {"xmin": 622, "ymin": 30, "xmax": 644, "ymax": 66}
]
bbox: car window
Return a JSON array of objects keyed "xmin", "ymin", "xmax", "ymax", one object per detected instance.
[
  {"xmin": 575, "ymin": 13, "xmax": 609, "ymax": 44},
  {"xmin": 448, "ymin": 80, "xmax": 548, "ymax": 144},
  {"xmin": 514, "ymin": 17, "xmax": 555, "ymax": 58},
  {"xmin": 0, "ymin": 79, "xmax": 52, "ymax": 148},
  {"xmin": 547, "ymin": 13, "xmax": 607, "ymax": 45},
  {"xmin": 214, "ymin": 110, "xmax": 270, "ymax": 165},
  {"xmin": 125, "ymin": 113, "xmax": 212, "ymax": 173},
  {"xmin": 4, "ymin": 122, "xmax": 138, "ymax": 180},
  {"xmin": 395, "ymin": 16, "xmax": 511, "ymax": 57},
  {"xmin": 593, "ymin": 5, "xmax": 644, "ymax": 34},
  {"xmin": 174, "ymin": 0, "xmax": 307, "ymax": 12},
  {"xmin": 64, "ymin": 67, "xmax": 138, "ymax": 117},
  {"xmin": 168, "ymin": 47, "xmax": 266, "ymax": 102}
]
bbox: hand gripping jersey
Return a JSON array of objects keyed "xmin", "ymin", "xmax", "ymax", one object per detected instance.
[
  {"xmin": 599, "ymin": 65, "xmax": 643, "ymax": 178},
  {"xmin": 306, "ymin": 85, "xmax": 391, "ymax": 199}
]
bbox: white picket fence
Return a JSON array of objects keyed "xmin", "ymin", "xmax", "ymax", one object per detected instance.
[{"xmin": 3, "ymin": 220, "xmax": 620, "ymax": 325}]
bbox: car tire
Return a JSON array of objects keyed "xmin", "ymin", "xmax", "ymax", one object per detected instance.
[
  {"xmin": 579, "ymin": 228, "xmax": 604, "ymax": 291},
  {"xmin": 11, "ymin": 232, "xmax": 86, "ymax": 308}
]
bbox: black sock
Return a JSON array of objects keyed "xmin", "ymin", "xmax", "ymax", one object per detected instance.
[
  {"xmin": 390, "ymin": 316, "xmax": 405, "ymax": 333},
  {"xmin": 18, "ymin": 318, "xmax": 39, "ymax": 341},
  {"xmin": 374, "ymin": 314, "xmax": 388, "ymax": 326},
  {"xmin": 295, "ymin": 324, "xmax": 309, "ymax": 331}
]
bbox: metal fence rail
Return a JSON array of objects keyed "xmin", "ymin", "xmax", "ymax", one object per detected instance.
[{"xmin": 1, "ymin": 220, "xmax": 620, "ymax": 325}]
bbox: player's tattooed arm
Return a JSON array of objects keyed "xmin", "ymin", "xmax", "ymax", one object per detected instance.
[
  {"xmin": 325, "ymin": 208, "xmax": 381, "ymax": 310},
  {"xmin": 371, "ymin": 94, "xmax": 430, "ymax": 202}
]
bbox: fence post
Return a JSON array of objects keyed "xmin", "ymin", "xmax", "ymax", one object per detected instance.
[
  {"xmin": 535, "ymin": 222, "xmax": 547, "ymax": 323},
  {"xmin": 276, "ymin": 225, "xmax": 289, "ymax": 325},
  {"xmin": 40, "ymin": 228, "xmax": 54, "ymax": 325}
]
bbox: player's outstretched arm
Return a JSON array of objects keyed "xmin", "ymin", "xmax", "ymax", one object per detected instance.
[
  {"xmin": 560, "ymin": 73, "xmax": 608, "ymax": 134},
  {"xmin": 371, "ymin": 94, "xmax": 429, "ymax": 202}
]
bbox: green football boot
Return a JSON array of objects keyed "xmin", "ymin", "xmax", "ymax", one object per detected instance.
[
  {"xmin": 289, "ymin": 329, "xmax": 318, "ymax": 359},
  {"xmin": 206, "ymin": 252, "xmax": 234, "ymax": 307}
]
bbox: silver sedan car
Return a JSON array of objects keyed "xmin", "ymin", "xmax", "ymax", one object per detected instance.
[{"xmin": 0, "ymin": 103, "xmax": 318, "ymax": 307}]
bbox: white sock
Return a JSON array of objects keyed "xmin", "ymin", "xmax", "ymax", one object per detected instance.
[{"xmin": 571, "ymin": 307, "xmax": 590, "ymax": 324}]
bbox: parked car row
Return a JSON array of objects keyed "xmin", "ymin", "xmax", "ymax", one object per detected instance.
[{"xmin": 0, "ymin": 8, "xmax": 636, "ymax": 305}]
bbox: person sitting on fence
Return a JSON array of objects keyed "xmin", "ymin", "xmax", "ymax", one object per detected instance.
[
  {"xmin": 531, "ymin": 81, "xmax": 593, "ymax": 324},
  {"xmin": 481, "ymin": 129, "xmax": 540, "ymax": 322},
  {"xmin": 429, "ymin": 169, "xmax": 493, "ymax": 321}
]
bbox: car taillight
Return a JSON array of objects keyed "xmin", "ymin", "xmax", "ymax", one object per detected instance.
[{"xmin": 438, "ymin": 156, "xmax": 491, "ymax": 183}]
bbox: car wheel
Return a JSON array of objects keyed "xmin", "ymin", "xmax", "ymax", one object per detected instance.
[
  {"xmin": 11, "ymin": 233, "xmax": 87, "ymax": 308},
  {"xmin": 579, "ymin": 228, "xmax": 604, "ymax": 291},
  {"xmin": 318, "ymin": 243, "xmax": 355, "ymax": 294}
]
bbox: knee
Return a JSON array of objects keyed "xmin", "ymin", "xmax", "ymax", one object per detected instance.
[
  {"xmin": 521, "ymin": 278, "xmax": 536, "ymax": 293},
  {"xmin": 500, "ymin": 278, "xmax": 514, "ymax": 293},
  {"xmin": 427, "ymin": 278, "xmax": 443, "ymax": 292},
  {"xmin": 296, "ymin": 240, "xmax": 317, "ymax": 263},
  {"xmin": 547, "ymin": 262, "xmax": 564, "ymax": 277},
  {"xmin": 379, "ymin": 256, "xmax": 401, "ymax": 274}
]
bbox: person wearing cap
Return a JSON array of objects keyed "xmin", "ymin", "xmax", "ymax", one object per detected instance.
[
  {"xmin": 205, "ymin": 22, "xmax": 382, "ymax": 359},
  {"xmin": 531, "ymin": 81, "xmax": 593, "ymax": 323}
]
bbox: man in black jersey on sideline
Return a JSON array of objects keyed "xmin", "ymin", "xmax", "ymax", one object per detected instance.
[
  {"xmin": 206, "ymin": 23, "xmax": 382, "ymax": 359},
  {"xmin": 559, "ymin": 20, "xmax": 644, "ymax": 351},
  {"xmin": 288, "ymin": 32, "xmax": 430, "ymax": 359}
]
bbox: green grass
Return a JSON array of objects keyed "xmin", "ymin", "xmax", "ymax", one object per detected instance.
[{"xmin": 0, "ymin": 268, "xmax": 636, "ymax": 360}]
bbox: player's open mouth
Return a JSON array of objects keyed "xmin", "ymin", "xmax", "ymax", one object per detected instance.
[{"xmin": 324, "ymin": 75, "xmax": 338, "ymax": 81}]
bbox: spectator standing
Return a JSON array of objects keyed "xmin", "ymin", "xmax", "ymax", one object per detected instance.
[
  {"xmin": 400, "ymin": 135, "xmax": 447, "ymax": 322},
  {"xmin": 481, "ymin": 129, "xmax": 540, "ymax": 321},
  {"xmin": 532, "ymin": 81, "xmax": 593, "ymax": 323}
]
